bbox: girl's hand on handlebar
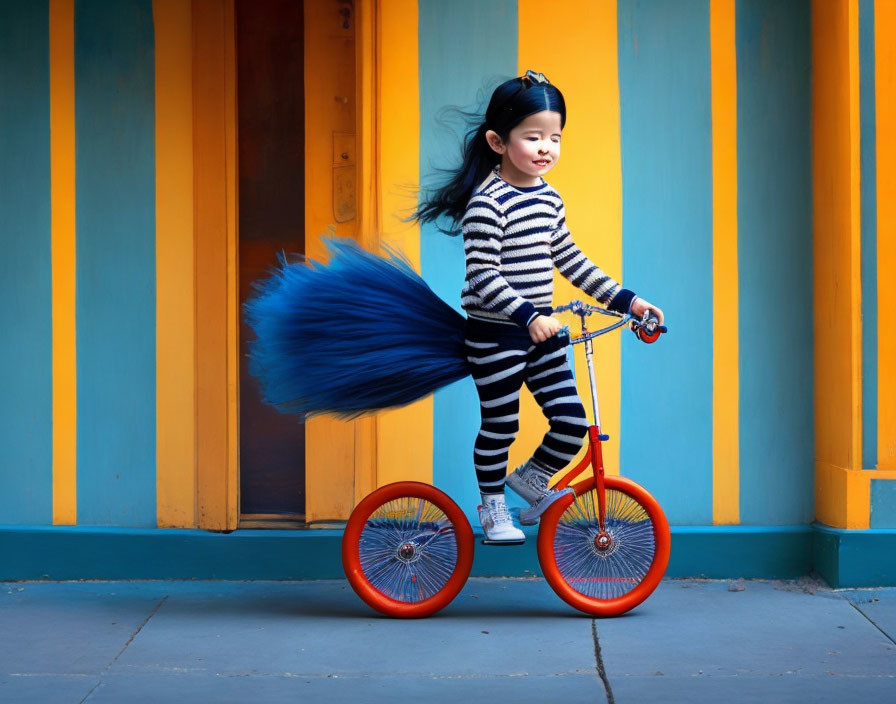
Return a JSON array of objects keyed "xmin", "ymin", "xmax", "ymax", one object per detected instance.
[
  {"xmin": 528, "ymin": 315, "xmax": 563, "ymax": 343},
  {"xmin": 630, "ymin": 297, "xmax": 664, "ymax": 325}
]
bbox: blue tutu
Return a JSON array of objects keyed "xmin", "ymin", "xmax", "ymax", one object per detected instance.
[{"xmin": 244, "ymin": 238, "xmax": 468, "ymax": 418}]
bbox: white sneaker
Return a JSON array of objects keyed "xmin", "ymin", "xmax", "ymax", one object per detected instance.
[
  {"xmin": 478, "ymin": 494, "xmax": 525, "ymax": 543},
  {"xmin": 507, "ymin": 459, "xmax": 574, "ymax": 526}
]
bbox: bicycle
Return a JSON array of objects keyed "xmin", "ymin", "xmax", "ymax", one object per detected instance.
[{"xmin": 341, "ymin": 301, "xmax": 670, "ymax": 618}]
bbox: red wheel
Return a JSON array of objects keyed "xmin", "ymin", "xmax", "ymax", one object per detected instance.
[
  {"xmin": 538, "ymin": 475, "xmax": 670, "ymax": 616},
  {"xmin": 342, "ymin": 481, "xmax": 474, "ymax": 618}
]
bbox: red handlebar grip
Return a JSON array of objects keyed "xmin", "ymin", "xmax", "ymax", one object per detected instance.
[{"xmin": 636, "ymin": 327, "xmax": 662, "ymax": 344}]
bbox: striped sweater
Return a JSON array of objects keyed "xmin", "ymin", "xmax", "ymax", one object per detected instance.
[{"xmin": 461, "ymin": 170, "xmax": 635, "ymax": 328}]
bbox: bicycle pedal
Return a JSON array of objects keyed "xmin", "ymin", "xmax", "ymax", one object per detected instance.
[{"xmin": 480, "ymin": 538, "xmax": 526, "ymax": 546}]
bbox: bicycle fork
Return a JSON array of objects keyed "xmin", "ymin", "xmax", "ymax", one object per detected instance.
[
  {"xmin": 553, "ymin": 334, "xmax": 611, "ymax": 544},
  {"xmin": 583, "ymin": 334, "xmax": 613, "ymax": 543}
]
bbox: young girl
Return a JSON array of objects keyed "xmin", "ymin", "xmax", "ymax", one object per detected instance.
[{"xmin": 417, "ymin": 71, "xmax": 664, "ymax": 543}]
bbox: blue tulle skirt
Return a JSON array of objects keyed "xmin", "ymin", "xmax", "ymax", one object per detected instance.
[{"xmin": 243, "ymin": 238, "xmax": 469, "ymax": 418}]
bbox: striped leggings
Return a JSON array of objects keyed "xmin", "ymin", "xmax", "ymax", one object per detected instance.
[{"xmin": 464, "ymin": 318, "xmax": 589, "ymax": 494}]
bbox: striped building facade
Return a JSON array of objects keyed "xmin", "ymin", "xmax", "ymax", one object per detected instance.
[{"xmin": 1, "ymin": 0, "xmax": 894, "ymax": 585}]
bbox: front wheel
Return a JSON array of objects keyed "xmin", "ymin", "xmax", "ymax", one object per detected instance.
[
  {"xmin": 342, "ymin": 481, "xmax": 475, "ymax": 618},
  {"xmin": 538, "ymin": 475, "xmax": 670, "ymax": 616}
]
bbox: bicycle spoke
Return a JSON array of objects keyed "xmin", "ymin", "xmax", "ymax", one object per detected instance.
[
  {"xmin": 553, "ymin": 487, "xmax": 657, "ymax": 600},
  {"xmin": 357, "ymin": 496, "xmax": 459, "ymax": 603}
]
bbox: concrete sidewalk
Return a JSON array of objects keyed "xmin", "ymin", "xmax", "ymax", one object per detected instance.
[{"xmin": 2, "ymin": 578, "xmax": 894, "ymax": 704}]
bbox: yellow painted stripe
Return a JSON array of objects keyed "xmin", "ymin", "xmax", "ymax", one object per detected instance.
[
  {"xmin": 710, "ymin": 0, "xmax": 740, "ymax": 524},
  {"xmin": 516, "ymin": 0, "xmax": 623, "ymax": 479},
  {"xmin": 813, "ymin": 0, "xmax": 862, "ymax": 471},
  {"xmin": 50, "ymin": 0, "xmax": 77, "ymax": 526},
  {"xmin": 812, "ymin": 0, "xmax": 845, "ymax": 523},
  {"xmin": 816, "ymin": 461, "xmax": 870, "ymax": 528},
  {"xmin": 153, "ymin": 0, "xmax": 196, "ymax": 527},
  {"xmin": 817, "ymin": 464, "xmax": 896, "ymax": 528},
  {"xmin": 812, "ymin": 0, "xmax": 867, "ymax": 527},
  {"xmin": 374, "ymin": 0, "xmax": 431, "ymax": 489},
  {"xmin": 877, "ymin": 0, "xmax": 896, "ymax": 469}
]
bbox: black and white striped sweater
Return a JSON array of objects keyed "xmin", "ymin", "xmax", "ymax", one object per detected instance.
[{"xmin": 461, "ymin": 170, "xmax": 635, "ymax": 328}]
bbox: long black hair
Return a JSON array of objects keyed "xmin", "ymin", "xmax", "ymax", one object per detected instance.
[{"xmin": 415, "ymin": 72, "xmax": 567, "ymax": 233}]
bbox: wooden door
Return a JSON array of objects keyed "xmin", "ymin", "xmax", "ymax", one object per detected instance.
[{"xmin": 237, "ymin": 0, "xmax": 306, "ymax": 523}]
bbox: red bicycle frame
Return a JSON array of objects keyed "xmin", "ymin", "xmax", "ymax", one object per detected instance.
[{"xmin": 550, "ymin": 303, "xmax": 632, "ymax": 539}]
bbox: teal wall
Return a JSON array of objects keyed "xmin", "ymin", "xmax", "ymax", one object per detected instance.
[
  {"xmin": 0, "ymin": 0, "xmax": 841, "ymax": 538},
  {"xmin": 736, "ymin": 0, "xmax": 813, "ymax": 524},
  {"xmin": 418, "ymin": 0, "xmax": 816, "ymax": 528},
  {"xmin": 859, "ymin": 0, "xmax": 878, "ymax": 471},
  {"xmin": 618, "ymin": 0, "xmax": 714, "ymax": 525},
  {"xmin": 871, "ymin": 480, "xmax": 896, "ymax": 528},
  {"xmin": 419, "ymin": 0, "xmax": 519, "ymax": 516},
  {"xmin": 75, "ymin": 0, "xmax": 157, "ymax": 526},
  {"xmin": 0, "ymin": 2, "xmax": 53, "ymax": 525}
]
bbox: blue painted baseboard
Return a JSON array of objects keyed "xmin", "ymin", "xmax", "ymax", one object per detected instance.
[
  {"xmin": 0, "ymin": 526, "xmax": 345, "ymax": 581},
  {"xmin": 812, "ymin": 522, "xmax": 896, "ymax": 587},
  {"xmin": 668, "ymin": 525, "xmax": 813, "ymax": 579},
  {"xmin": 0, "ymin": 523, "xmax": 896, "ymax": 587},
  {"xmin": 0, "ymin": 523, "xmax": 891, "ymax": 585}
]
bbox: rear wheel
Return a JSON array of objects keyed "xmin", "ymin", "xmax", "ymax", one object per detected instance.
[
  {"xmin": 538, "ymin": 475, "xmax": 670, "ymax": 616},
  {"xmin": 342, "ymin": 481, "xmax": 474, "ymax": 618}
]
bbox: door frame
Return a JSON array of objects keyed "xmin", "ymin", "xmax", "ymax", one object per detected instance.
[
  {"xmin": 192, "ymin": 0, "xmax": 379, "ymax": 529},
  {"xmin": 193, "ymin": 0, "xmax": 239, "ymax": 531}
]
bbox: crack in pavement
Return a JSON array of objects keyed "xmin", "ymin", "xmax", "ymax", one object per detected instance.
[
  {"xmin": 109, "ymin": 596, "xmax": 168, "ymax": 668},
  {"xmin": 848, "ymin": 600, "xmax": 896, "ymax": 647},
  {"xmin": 592, "ymin": 619, "xmax": 615, "ymax": 704},
  {"xmin": 80, "ymin": 596, "xmax": 169, "ymax": 702},
  {"xmin": 77, "ymin": 681, "xmax": 102, "ymax": 704}
]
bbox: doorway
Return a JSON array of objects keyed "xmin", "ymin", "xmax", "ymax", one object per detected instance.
[{"xmin": 237, "ymin": 0, "xmax": 306, "ymax": 524}]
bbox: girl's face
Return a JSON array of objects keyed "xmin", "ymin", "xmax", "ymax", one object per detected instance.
[{"xmin": 486, "ymin": 110, "xmax": 562, "ymax": 187}]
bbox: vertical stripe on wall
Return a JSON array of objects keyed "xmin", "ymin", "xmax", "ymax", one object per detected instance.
[
  {"xmin": 813, "ymin": 0, "xmax": 867, "ymax": 528},
  {"xmin": 738, "ymin": 0, "xmax": 813, "ymax": 524},
  {"xmin": 710, "ymin": 0, "xmax": 740, "ymax": 525},
  {"xmin": 153, "ymin": 0, "xmax": 196, "ymax": 527},
  {"xmin": 75, "ymin": 0, "xmax": 157, "ymax": 526},
  {"xmin": 418, "ymin": 0, "xmax": 518, "ymax": 515},
  {"xmin": 618, "ymin": 0, "xmax": 714, "ymax": 524},
  {"xmin": 0, "ymin": 2, "xmax": 52, "ymax": 525},
  {"xmin": 50, "ymin": 0, "xmax": 78, "ymax": 525},
  {"xmin": 376, "ymin": 0, "xmax": 432, "ymax": 489},
  {"xmin": 859, "ymin": 0, "xmax": 877, "ymax": 470},
  {"xmin": 516, "ymin": 0, "xmax": 624, "ymax": 484},
  {"xmin": 876, "ymin": 0, "xmax": 896, "ymax": 470}
]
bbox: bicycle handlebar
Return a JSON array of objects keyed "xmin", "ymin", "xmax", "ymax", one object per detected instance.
[
  {"xmin": 554, "ymin": 300, "xmax": 619, "ymax": 318},
  {"xmin": 554, "ymin": 300, "xmax": 667, "ymax": 344}
]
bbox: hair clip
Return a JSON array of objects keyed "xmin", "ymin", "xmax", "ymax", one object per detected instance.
[
  {"xmin": 523, "ymin": 70, "xmax": 549, "ymax": 86},
  {"xmin": 491, "ymin": 70, "xmax": 552, "ymax": 118}
]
